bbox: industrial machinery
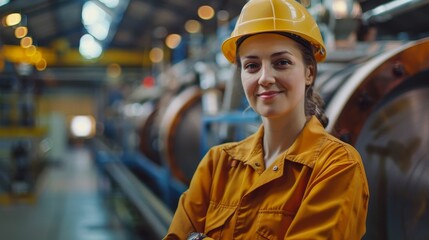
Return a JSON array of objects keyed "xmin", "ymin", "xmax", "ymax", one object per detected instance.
[
  {"xmin": 0, "ymin": 60, "xmax": 47, "ymax": 204},
  {"xmin": 322, "ymin": 38, "xmax": 429, "ymax": 240}
]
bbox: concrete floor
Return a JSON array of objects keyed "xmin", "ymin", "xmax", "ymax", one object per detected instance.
[{"xmin": 0, "ymin": 147, "xmax": 142, "ymax": 240}]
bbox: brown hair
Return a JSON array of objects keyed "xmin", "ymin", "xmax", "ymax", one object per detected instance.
[
  {"xmin": 236, "ymin": 33, "xmax": 329, "ymax": 128},
  {"xmin": 296, "ymin": 42, "xmax": 329, "ymax": 128}
]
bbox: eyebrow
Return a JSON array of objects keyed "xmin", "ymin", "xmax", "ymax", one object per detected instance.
[
  {"xmin": 241, "ymin": 50, "xmax": 294, "ymax": 59},
  {"xmin": 272, "ymin": 50, "xmax": 294, "ymax": 58}
]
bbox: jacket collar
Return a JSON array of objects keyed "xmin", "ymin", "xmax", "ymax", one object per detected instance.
[{"xmin": 223, "ymin": 116, "xmax": 327, "ymax": 168}]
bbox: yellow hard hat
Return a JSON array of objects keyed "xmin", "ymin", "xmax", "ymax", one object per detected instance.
[{"xmin": 221, "ymin": 0, "xmax": 327, "ymax": 63}]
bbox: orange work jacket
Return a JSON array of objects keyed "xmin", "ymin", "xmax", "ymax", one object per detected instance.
[{"xmin": 164, "ymin": 116, "xmax": 369, "ymax": 240}]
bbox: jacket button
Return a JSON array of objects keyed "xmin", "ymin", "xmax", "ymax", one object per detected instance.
[{"xmin": 273, "ymin": 165, "xmax": 279, "ymax": 171}]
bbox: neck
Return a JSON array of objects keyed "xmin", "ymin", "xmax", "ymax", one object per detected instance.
[{"xmin": 262, "ymin": 114, "xmax": 307, "ymax": 166}]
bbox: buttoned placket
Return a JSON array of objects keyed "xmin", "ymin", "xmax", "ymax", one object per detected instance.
[{"xmin": 232, "ymin": 159, "xmax": 285, "ymax": 238}]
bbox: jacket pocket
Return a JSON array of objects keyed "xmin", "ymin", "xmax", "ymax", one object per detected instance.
[
  {"xmin": 256, "ymin": 209, "xmax": 295, "ymax": 240},
  {"xmin": 204, "ymin": 202, "xmax": 237, "ymax": 239}
]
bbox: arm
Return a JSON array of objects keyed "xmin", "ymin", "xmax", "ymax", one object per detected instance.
[
  {"xmin": 285, "ymin": 148, "xmax": 369, "ymax": 240},
  {"xmin": 163, "ymin": 149, "xmax": 217, "ymax": 240}
]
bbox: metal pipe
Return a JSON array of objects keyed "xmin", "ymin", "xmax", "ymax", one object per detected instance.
[
  {"xmin": 91, "ymin": 138, "xmax": 173, "ymax": 239},
  {"xmin": 362, "ymin": 0, "xmax": 429, "ymax": 23},
  {"xmin": 104, "ymin": 162, "xmax": 173, "ymax": 238}
]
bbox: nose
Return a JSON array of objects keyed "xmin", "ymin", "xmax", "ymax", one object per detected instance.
[{"xmin": 258, "ymin": 63, "xmax": 275, "ymax": 86}]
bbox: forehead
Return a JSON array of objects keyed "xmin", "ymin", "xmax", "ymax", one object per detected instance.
[{"xmin": 238, "ymin": 33, "xmax": 301, "ymax": 57}]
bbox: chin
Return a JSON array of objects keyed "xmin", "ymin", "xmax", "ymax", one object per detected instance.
[{"xmin": 258, "ymin": 110, "xmax": 283, "ymax": 118}]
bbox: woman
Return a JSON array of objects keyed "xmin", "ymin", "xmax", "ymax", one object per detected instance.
[{"xmin": 164, "ymin": 0, "xmax": 369, "ymax": 239}]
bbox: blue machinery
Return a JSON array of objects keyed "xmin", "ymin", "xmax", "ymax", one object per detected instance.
[
  {"xmin": 92, "ymin": 138, "xmax": 183, "ymax": 239},
  {"xmin": 200, "ymin": 111, "xmax": 260, "ymax": 157}
]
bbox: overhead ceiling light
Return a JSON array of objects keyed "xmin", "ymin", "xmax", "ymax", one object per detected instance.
[
  {"xmin": 82, "ymin": 1, "xmax": 105, "ymax": 26},
  {"xmin": 15, "ymin": 26, "xmax": 28, "ymax": 38},
  {"xmin": 165, "ymin": 34, "xmax": 182, "ymax": 49},
  {"xmin": 198, "ymin": 5, "xmax": 215, "ymax": 20},
  {"xmin": 20, "ymin": 36, "xmax": 33, "ymax": 48},
  {"xmin": 5, "ymin": 13, "xmax": 21, "ymax": 26},
  {"xmin": 79, "ymin": 34, "xmax": 103, "ymax": 59},
  {"xmin": 86, "ymin": 21, "xmax": 111, "ymax": 40},
  {"xmin": 149, "ymin": 47, "xmax": 164, "ymax": 63},
  {"xmin": 79, "ymin": 0, "xmax": 129, "ymax": 61},
  {"xmin": 107, "ymin": 63, "xmax": 121, "ymax": 78},
  {"xmin": 185, "ymin": 20, "xmax": 201, "ymax": 33},
  {"xmin": 331, "ymin": 0, "xmax": 361, "ymax": 19},
  {"xmin": 82, "ymin": 1, "xmax": 112, "ymax": 40},
  {"xmin": 35, "ymin": 59, "xmax": 47, "ymax": 71},
  {"xmin": 332, "ymin": 0, "xmax": 348, "ymax": 19}
]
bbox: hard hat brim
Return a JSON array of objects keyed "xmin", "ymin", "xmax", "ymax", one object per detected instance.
[{"xmin": 221, "ymin": 30, "xmax": 326, "ymax": 64}]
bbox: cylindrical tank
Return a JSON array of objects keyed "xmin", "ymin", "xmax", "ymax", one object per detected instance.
[
  {"xmin": 137, "ymin": 100, "xmax": 162, "ymax": 165},
  {"xmin": 158, "ymin": 86, "xmax": 203, "ymax": 184},
  {"xmin": 322, "ymin": 38, "xmax": 429, "ymax": 240}
]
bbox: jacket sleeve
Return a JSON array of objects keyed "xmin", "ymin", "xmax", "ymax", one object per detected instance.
[
  {"xmin": 163, "ymin": 149, "xmax": 217, "ymax": 240},
  {"xmin": 285, "ymin": 146, "xmax": 369, "ymax": 240}
]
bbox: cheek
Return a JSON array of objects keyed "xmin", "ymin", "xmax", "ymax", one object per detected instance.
[
  {"xmin": 291, "ymin": 79, "xmax": 306, "ymax": 100},
  {"xmin": 288, "ymin": 72, "xmax": 307, "ymax": 92},
  {"xmin": 241, "ymin": 73, "xmax": 256, "ymax": 98},
  {"xmin": 296, "ymin": 77, "xmax": 307, "ymax": 92}
]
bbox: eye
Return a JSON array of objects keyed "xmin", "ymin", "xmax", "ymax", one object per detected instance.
[
  {"xmin": 243, "ymin": 62, "xmax": 260, "ymax": 72},
  {"xmin": 274, "ymin": 59, "xmax": 292, "ymax": 68}
]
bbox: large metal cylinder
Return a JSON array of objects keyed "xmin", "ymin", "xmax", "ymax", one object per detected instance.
[
  {"xmin": 322, "ymin": 38, "xmax": 429, "ymax": 240},
  {"xmin": 137, "ymin": 100, "xmax": 162, "ymax": 165},
  {"xmin": 157, "ymin": 86, "xmax": 203, "ymax": 184}
]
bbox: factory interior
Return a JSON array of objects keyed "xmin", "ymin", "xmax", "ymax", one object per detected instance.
[{"xmin": 0, "ymin": 0, "xmax": 429, "ymax": 239}]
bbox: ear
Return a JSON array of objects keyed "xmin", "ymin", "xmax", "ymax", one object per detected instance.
[{"xmin": 305, "ymin": 65, "xmax": 315, "ymax": 86}]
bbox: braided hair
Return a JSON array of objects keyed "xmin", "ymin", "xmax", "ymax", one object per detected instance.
[{"xmin": 296, "ymin": 41, "xmax": 329, "ymax": 128}]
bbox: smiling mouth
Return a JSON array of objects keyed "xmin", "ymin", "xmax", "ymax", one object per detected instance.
[{"xmin": 257, "ymin": 91, "xmax": 282, "ymax": 98}]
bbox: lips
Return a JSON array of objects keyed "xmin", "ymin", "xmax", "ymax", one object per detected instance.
[{"xmin": 256, "ymin": 90, "xmax": 282, "ymax": 99}]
